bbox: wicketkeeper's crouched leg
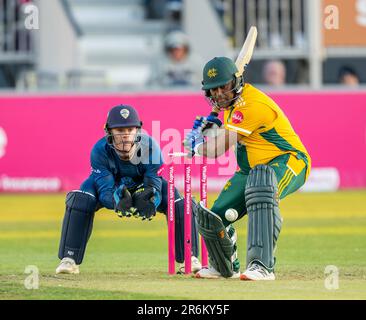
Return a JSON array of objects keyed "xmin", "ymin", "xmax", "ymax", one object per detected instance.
[{"xmin": 58, "ymin": 177, "xmax": 99, "ymax": 265}]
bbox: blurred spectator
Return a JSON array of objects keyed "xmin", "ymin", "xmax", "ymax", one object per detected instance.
[
  {"xmin": 165, "ymin": 0, "xmax": 183, "ymax": 30},
  {"xmin": 165, "ymin": 0, "xmax": 183, "ymax": 18},
  {"xmin": 150, "ymin": 30, "xmax": 202, "ymax": 87},
  {"xmin": 212, "ymin": 0, "xmax": 226, "ymax": 20},
  {"xmin": 144, "ymin": 0, "xmax": 167, "ymax": 19},
  {"xmin": 144, "ymin": 0, "xmax": 183, "ymax": 30},
  {"xmin": 262, "ymin": 60, "xmax": 286, "ymax": 86},
  {"xmin": 338, "ymin": 66, "xmax": 360, "ymax": 86}
]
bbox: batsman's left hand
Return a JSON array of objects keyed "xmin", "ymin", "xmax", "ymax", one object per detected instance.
[{"xmin": 132, "ymin": 187, "xmax": 157, "ymax": 221}]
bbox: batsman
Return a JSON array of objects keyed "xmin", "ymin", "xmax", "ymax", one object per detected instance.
[{"xmin": 184, "ymin": 56, "xmax": 311, "ymax": 280}]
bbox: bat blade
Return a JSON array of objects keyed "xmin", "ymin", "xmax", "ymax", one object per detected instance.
[{"xmin": 235, "ymin": 26, "xmax": 257, "ymax": 76}]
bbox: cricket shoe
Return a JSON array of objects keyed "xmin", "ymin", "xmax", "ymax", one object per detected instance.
[
  {"xmin": 56, "ymin": 257, "xmax": 80, "ymax": 274},
  {"xmin": 194, "ymin": 265, "xmax": 240, "ymax": 279},
  {"xmin": 177, "ymin": 256, "xmax": 202, "ymax": 274},
  {"xmin": 240, "ymin": 263, "xmax": 275, "ymax": 281}
]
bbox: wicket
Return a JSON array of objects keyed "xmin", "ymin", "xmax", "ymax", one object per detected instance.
[{"xmin": 168, "ymin": 152, "xmax": 208, "ymax": 275}]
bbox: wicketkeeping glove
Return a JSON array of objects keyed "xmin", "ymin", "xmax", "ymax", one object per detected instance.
[
  {"xmin": 132, "ymin": 187, "xmax": 157, "ymax": 221},
  {"xmin": 113, "ymin": 184, "xmax": 138, "ymax": 218}
]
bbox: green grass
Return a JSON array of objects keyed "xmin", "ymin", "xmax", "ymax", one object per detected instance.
[{"xmin": 0, "ymin": 191, "xmax": 366, "ymax": 300}]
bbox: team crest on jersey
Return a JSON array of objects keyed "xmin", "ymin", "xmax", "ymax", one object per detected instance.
[
  {"xmin": 232, "ymin": 111, "xmax": 244, "ymax": 124},
  {"xmin": 120, "ymin": 109, "xmax": 130, "ymax": 119},
  {"xmin": 207, "ymin": 68, "xmax": 218, "ymax": 78}
]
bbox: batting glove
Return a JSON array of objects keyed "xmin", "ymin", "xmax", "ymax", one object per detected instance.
[
  {"xmin": 192, "ymin": 113, "xmax": 222, "ymax": 132},
  {"xmin": 183, "ymin": 129, "xmax": 205, "ymax": 155}
]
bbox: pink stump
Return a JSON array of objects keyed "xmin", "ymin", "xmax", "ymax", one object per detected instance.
[
  {"xmin": 168, "ymin": 162, "xmax": 175, "ymax": 275},
  {"xmin": 200, "ymin": 160, "xmax": 208, "ymax": 267},
  {"xmin": 184, "ymin": 163, "xmax": 192, "ymax": 274}
]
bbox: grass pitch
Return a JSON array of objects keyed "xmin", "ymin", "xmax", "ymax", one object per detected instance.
[{"xmin": 0, "ymin": 191, "xmax": 366, "ymax": 300}]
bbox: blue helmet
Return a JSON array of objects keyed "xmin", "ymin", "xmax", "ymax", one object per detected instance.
[
  {"xmin": 104, "ymin": 105, "xmax": 143, "ymax": 154},
  {"xmin": 105, "ymin": 105, "xmax": 142, "ymax": 131}
]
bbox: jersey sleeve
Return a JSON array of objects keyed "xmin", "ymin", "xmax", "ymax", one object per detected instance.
[
  {"xmin": 225, "ymin": 103, "xmax": 277, "ymax": 137},
  {"xmin": 90, "ymin": 145, "xmax": 116, "ymax": 210},
  {"xmin": 143, "ymin": 163, "xmax": 163, "ymax": 208},
  {"xmin": 141, "ymin": 137, "xmax": 164, "ymax": 208}
]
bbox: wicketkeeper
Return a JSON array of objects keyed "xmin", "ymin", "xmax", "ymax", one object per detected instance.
[
  {"xmin": 184, "ymin": 57, "xmax": 311, "ymax": 280},
  {"xmin": 56, "ymin": 105, "xmax": 201, "ymax": 274}
]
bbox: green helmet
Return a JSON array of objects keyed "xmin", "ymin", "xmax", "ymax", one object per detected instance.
[{"xmin": 202, "ymin": 57, "xmax": 238, "ymax": 90}]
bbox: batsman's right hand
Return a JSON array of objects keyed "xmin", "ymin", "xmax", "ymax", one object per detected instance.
[
  {"xmin": 192, "ymin": 112, "xmax": 222, "ymax": 134},
  {"xmin": 183, "ymin": 128, "xmax": 205, "ymax": 156},
  {"xmin": 113, "ymin": 184, "xmax": 138, "ymax": 218}
]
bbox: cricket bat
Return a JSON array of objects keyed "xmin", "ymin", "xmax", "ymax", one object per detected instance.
[
  {"xmin": 235, "ymin": 26, "xmax": 257, "ymax": 77},
  {"xmin": 208, "ymin": 26, "xmax": 257, "ymax": 116}
]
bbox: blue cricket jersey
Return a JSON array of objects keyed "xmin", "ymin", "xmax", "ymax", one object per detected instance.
[{"xmin": 89, "ymin": 134, "xmax": 163, "ymax": 210}]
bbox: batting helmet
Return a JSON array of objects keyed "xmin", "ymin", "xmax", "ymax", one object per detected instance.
[{"xmin": 201, "ymin": 57, "xmax": 238, "ymax": 90}]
